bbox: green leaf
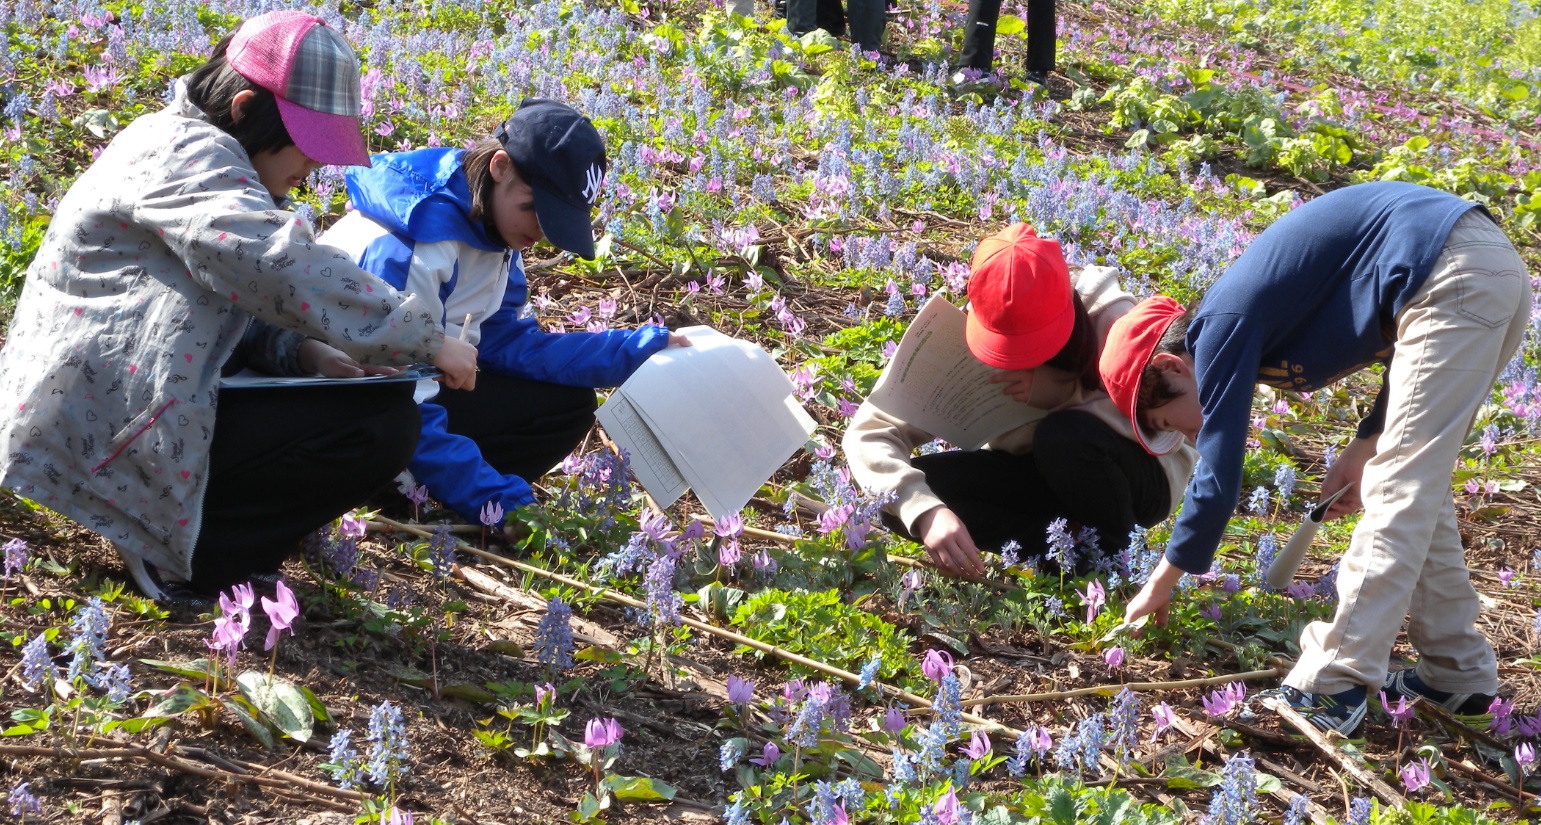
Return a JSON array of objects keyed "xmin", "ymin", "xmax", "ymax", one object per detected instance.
[
  {"xmin": 224, "ymin": 698, "xmax": 278, "ymax": 750},
  {"xmin": 600, "ymin": 774, "xmax": 677, "ymax": 802},
  {"xmin": 995, "ymin": 14, "xmax": 1025, "ymax": 35},
  {"xmin": 1163, "ymin": 763, "xmax": 1222, "ymax": 789},
  {"xmin": 298, "ymin": 684, "xmax": 333, "ymax": 726},
  {"xmin": 142, "ymin": 683, "xmax": 213, "ymax": 718},
  {"xmin": 1255, "ymin": 772, "xmax": 1282, "ymax": 793},
  {"xmin": 236, "ymin": 671, "xmax": 314, "ymax": 743},
  {"xmin": 138, "ymin": 658, "xmax": 215, "ymax": 681},
  {"xmin": 797, "ymin": 29, "xmax": 840, "ymax": 55}
]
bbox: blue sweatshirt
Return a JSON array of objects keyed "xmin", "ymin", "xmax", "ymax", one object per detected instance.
[
  {"xmin": 320, "ymin": 148, "xmax": 669, "ymax": 522},
  {"xmin": 1167, "ymin": 182, "xmax": 1485, "ymax": 574}
]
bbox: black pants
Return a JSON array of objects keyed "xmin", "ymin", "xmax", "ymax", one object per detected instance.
[
  {"xmin": 191, "ymin": 382, "xmax": 420, "ymax": 591},
  {"xmin": 783, "ymin": 0, "xmax": 886, "ymax": 51},
  {"xmin": 887, "ymin": 410, "xmax": 1170, "ymax": 559},
  {"xmin": 433, "ymin": 373, "xmax": 598, "ymax": 484},
  {"xmin": 960, "ymin": 0, "xmax": 1055, "ymax": 73}
]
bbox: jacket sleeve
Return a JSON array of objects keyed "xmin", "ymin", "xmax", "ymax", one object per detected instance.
[
  {"xmin": 476, "ymin": 278, "xmax": 670, "ymax": 387},
  {"xmin": 227, "ymin": 319, "xmax": 308, "ymax": 376},
  {"xmin": 1163, "ymin": 312, "xmax": 1262, "ymax": 575},
  {"xmin": 408, "ymin": 402, "xmax": 536, "ymax": 523},
  {"xmin": 842, "ymin": 399, "xmax": 945, "ymax": 532},
  {"xmin": 132, "ymin": 132, "xmax": 445, "ymax": 367}
]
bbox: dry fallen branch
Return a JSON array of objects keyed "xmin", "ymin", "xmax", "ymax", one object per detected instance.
[
  {"xmin": 1261, "ymin": 696, "xmax": 1406, "ymax": 808},
  {"xmin": 962, "ymin": 666, "xmax": 1286, "ymax": 708}
]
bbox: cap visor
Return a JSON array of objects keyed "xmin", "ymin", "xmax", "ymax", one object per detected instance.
[
  {"xmin": 964, "ymin": 306, "xmax": 1073, "ymax": 370},
  {"xmin": 1136, "ymin": 425, "xmax": 1184, "ymax": 457},
  {"xmin": 532, "ymin": 184, "xmax": 597, "ymax": 259},
  {"xmin": 276, "ymin": 98, "xmax": 370, "ymax": 167}
]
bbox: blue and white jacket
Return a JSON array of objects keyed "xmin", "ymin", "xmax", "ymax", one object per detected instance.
[{"xmin": 320, "ymin": 148, "xmax": 669, "ymax": 521}]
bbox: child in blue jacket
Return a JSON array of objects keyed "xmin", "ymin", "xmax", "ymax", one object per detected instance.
[{"xmin": 322, "ymin": 99, "xmax": 685, "ymax": 526}]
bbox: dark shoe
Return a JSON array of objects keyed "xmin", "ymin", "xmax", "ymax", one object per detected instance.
[
  {"xmin": 118, "ymin": 550, "xmax": 216, "ymax": 618},
  {"xmin": 1024, "ymin": 69, "xmax": 1050, "ymax": 86},
  {"xmin": 1384, "ymin": 669, "xmax": 1496, "ymax": 715},
  {"xmin": 1263, "ymin": 685, "xmax": 1368, "ymax": 735}
]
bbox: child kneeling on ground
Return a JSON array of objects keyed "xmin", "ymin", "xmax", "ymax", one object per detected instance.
[
  {"xmin": 321, "ymin": 99, "xmax": 688, "ymax": 529},
  {"xmin": 0, "ymin": 11, "xmax": 478, "ymax": 605}
]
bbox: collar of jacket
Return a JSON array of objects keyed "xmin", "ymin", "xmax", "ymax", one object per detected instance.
[{"xmin": 343, "ymin": 147, "xmax": 503, "ymax": 252}]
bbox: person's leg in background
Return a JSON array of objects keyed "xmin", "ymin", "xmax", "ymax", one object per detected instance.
[
  {"xmin": 958, "ymin": 0, "xmax": 1003, "ymax": 74},
  {"xmin": 1025, "ymin": 0, "xmax": 1056, "ymax": 78},
  {"xmin": 1029, "ymin": 409, "xmax": 1172, "ymax": 548},
  {"xmin": 846, "ymin": 0, "xmax": 886, "ymax": 52},
  {"xmin": 191, "ymin": 382, "xmax": 421, "ymax": 593},
  {"xmin": 432, "ymin": 373, "xmax": 599, "ymax": 484}
]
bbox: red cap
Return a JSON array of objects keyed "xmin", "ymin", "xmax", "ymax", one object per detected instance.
[
  {"xmin": 964, "ymin": 223, "xmax": 1073, "ymax": 369},
  {"xmin": 1099, "ymin": 296, "xmax": 1188, "ymax": 456},
  {"xmin": 226, "ymin": 11, "xmax": 370, "ymax": 167}
]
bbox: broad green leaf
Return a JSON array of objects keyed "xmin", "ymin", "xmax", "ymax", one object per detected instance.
[
  {"xmin": 1163, "ymin": 763, "xmax": 1222, "ymax": 789},
  {"xmin": 138, "ymin": 658, "xmax": 215, "ymax": 681},
  {"xmin": 601, "ymin": 774, "xmax": 677, "ymax": 802},
  {"xmin": 236, "ymin": 671, "xmax": 314, "ymax": 743},
  {"xmin": 995, "ymin": 14, "xmax": 1025, "ymax": 35},
  {"xmin": 797, "ymin": 29, "xmax": 840, "ymax": 55},
  {"xmin": 142, "ymin": 683, "xmax": 213, "ymax": 718},
  {"xmin": 224, "ymin": 698, "xmax": 278, "ymax": 750}
]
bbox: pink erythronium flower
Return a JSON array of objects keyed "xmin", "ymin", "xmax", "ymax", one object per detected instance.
[
  {"xmin": 339, "ymin": 512, "xmax": 366, "ymax": 538},
  {"xmin": 1104, "ymin": 647, "xmax": 1125, "ymax": 670},
  {"xmin": 726, "ymin": 675, "xmax": 753, "ymax": 705},
  {"xmin": 584, "ymin": 717, "xmax": 624, "ymax": 748},
  {"xmin": 1027, "ymin": 726, "xmax": 1053, "ymax": 758},
  {"xmin": 882, "ymin": 706, "xmax": 906, "ymax": 734},
  {"xmin": 921, "ymin": 649, "xmax": 954, "ymax": 684},
  {"xmin": 1516, "ymin": 741, "xmax": 1537, "ymax": 772},
  {"xmin": 961, "ymin": 730, "xmax": 991, "ymax": 760},
  {"xmin": 535, "ymin": 683, "xmax": 555, "ymax": 707},
  {"xmin": 749, "ymin": 741, "xmax": 780, "ymax": 767},
  {"xmin": 480, "ymin": 500, "xmax": 504, "ymax": 527},
  {"xmin": 932, "ymin": 786, "xmax": 960, "ymax": 825},
  {"xmin": 1379, "ymin": 691, "xmax": 1414, "ymax": 725},
  {"xmin": 1081, "ymin": 579, "xmax": 1106, "ymax": 623},
  {"xmin": 1201, "ymin": 689, "xmax": 1235, "ymax": 719},
  {"xmin": 1400, "ymin": 758, "xmax": 1432, "ymax": 794},
  {"xmin": 261, "ymin": 580, "xmax": 300, "ymax": 651},
  {"xmin": 1152, "ymin": 702, "xmax": 1177, "ymax": 741}
]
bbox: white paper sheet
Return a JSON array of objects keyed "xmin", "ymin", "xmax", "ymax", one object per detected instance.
[
  {"xmin": 596, "ymin": 326, "xmax": 816, "ymax": 517},
  {"xmin": 594, "ymin": 392, "xmax": 690, "ymax": 507},
  {"xmin": 865, "ymin": 297, "xmax": 1038, "ymax": 451},
  {"xmin": 219, "ymin": 365, "xmax": 441, "ymax": 389}
]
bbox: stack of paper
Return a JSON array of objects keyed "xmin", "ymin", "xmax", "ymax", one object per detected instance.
[{"xmin": 595, "ymin": 326, "xmax": 817, "ymax": 517}]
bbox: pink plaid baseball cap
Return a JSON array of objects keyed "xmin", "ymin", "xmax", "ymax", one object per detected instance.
[{"xmin": 225, "ymin": 11, "xmax": 370, "ymax": 167}]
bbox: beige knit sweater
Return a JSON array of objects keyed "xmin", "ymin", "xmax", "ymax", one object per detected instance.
[{"xmin": 842, "ymin": 265, "xmax": 1198, "ymax": 532}]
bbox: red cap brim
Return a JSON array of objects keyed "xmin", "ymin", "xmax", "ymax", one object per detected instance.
[
  {"xmin": 964, "ymin": 301, "xmax": 1074, "ymax": 370},
  {"xmin": 276, "ymin": 97, "xmax": 370, "ymax": 167}
]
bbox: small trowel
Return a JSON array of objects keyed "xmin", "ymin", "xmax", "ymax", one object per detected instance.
[{"xmin": 1264, "ymin": 482, "xmax": 1356, "ymax": 590}]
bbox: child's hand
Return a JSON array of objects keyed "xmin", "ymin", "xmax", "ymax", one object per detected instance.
[
  {"xmin": 434, "ymin": 337, "xmax": 479, "ymax": 391},
  {"xmin": 989, "ymin": 369, "xmax": 1036, "ymax": 403},
  {"xmin": 298, "ymin": 339, "xmax": 400, "ymax": 377},
  {"xmin": 668, "ymin": 331, "xmax": 693, "ymax": 348},
  {"xmin": 915, "ymin": 505, "xmax": 986, "ymax": 580},
  {"xmin": 1321, "ymin": 437, "xmax": 1373, "ymax": 520}
]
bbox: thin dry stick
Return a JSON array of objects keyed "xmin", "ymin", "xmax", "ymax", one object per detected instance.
[
  {"xmin": 962, "ymin": 667, "xmax": 1285, "ymax": 708},
  {"xmin": 692, "ymin": 515, "xmax": 1019, "ymax": 592},
  {"xmin": 0, "ymin": 742, "xmax": 361, "ymax": 811},
  {"xmin": 376, "ymin": 516, "xmax": 1024, "ymax": 737},
  {"xmin": 1261, "ymin": 696, "xmax": 1406, "ymax": 808}
]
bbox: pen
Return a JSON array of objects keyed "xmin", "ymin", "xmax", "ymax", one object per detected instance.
[{"xmin": 459, "ymin": 313, "xmax": 473, "ymax": 342}]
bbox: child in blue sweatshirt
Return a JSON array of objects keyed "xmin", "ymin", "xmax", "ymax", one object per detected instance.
[
  {"xmin": 322, "ymin": 99, "xmax": 685, "ymax": 526},
  {"xmin": 1099, "ymin": 182, "xmax": 1531, "ymax": 734}
]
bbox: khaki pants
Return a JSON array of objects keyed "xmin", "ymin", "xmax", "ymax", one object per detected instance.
[{"xmin": 1286, "ymin": 211, "xmax": 1532, "ymax": 696}]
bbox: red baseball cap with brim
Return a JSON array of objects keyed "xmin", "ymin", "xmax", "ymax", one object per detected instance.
[
  {"xmin": 1099, "ymin": 295, "xmax": 1188, "ymax": 456},
  {"xmin": 226, "ymin": 11, "xmax": 370, "ymax": 167},
  {"xmin": 964, "ymin": 223, "xmax": 1073, "ymax": 370}
]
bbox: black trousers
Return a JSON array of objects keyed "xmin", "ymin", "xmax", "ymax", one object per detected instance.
[
  {"xmin": 782, "ymin": 0, "xmax": 886, "ymax": 51},
  {"xmin": 887, "ymin": 410, "xmax": 1170, "ymax": 559},
  {"xmin": 191, "ymin": 382, "xmax": 420, "ymax": 591},
  {"xmin": 960, "ymin": 0, "xmax": 1055, "ymax": 73},
  {"xmin": 433, "ymin": 373, "xmax": 598, "ymax": 484}
]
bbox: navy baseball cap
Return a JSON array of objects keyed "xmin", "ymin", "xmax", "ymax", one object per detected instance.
[{"xmin": 495, "ymin": 99, "xmax": 608, "ymax": 259}]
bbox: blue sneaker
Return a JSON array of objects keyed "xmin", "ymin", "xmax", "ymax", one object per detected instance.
[
  {"xmin": 1263, "ymin": 685, "xmax": 1368, "ymax": 736},
  {"xmin": 1383, "ymin": 669, "xmax": 1495, "ymax": 716}
]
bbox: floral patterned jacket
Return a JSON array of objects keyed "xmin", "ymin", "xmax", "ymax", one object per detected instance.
[{"xmin": 0, "ymin": 82, "xmax": 444, "ymax": 579}]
